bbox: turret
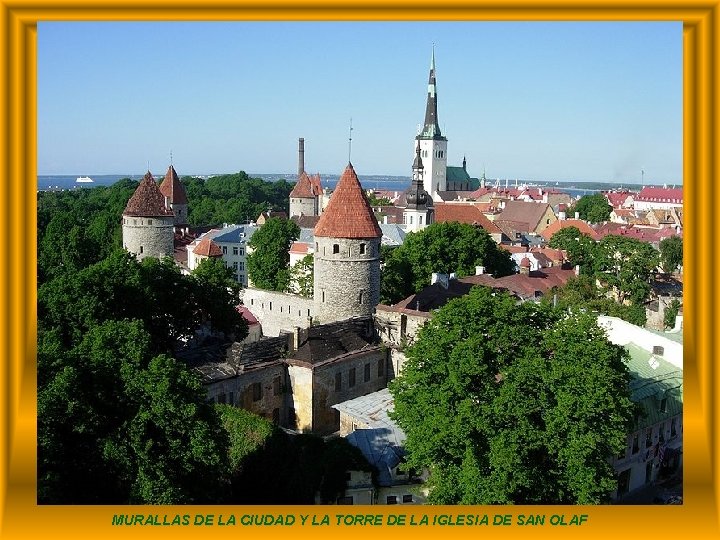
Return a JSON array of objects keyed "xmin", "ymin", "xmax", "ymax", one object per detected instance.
[{"xmin": 122, "ymin": 171, "xmax": 175, "ymax": 260}]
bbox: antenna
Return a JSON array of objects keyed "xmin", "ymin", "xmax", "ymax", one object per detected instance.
[
  {"xmin": 641, "ymin": 168, "xmax": 645, "ymax": 186},
  {"xmin": 170, "ymin": 149, "xmax": 173, "ymax": 165},
  {"xmin": 348, "ymin": 118, "xmax": 353, "ymax": 163}
]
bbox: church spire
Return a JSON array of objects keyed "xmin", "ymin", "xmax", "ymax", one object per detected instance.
[{"xmin": 419, "ymin": 46, "xmax": 443, "ymax": 140}]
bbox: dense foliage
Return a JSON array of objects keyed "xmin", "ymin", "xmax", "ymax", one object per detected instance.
[
  {"xmin": 390, "ymin": 287, "xmax": 636, "ymax": 504},
  {"xmin": 570, "ymin": 193, "xmax": 612, "ymax": 223},
  {"xmin": 286, "ymin": 253, "xmax": 314, "ymax": 297},
  {"xmin": 550, "ymin": 229, "xmax": 660, "ymax": 306},
  {"xmin": 219, "ymin": 406, "xmax": 374, "ymax": 504},
  {"xmin": 247, "ymin": 217, "xmax": 300, "ymax": 291},
  {"xmin": 182, "ymin": 172, "xmax": 293, "ymax": 226},
  {"xmin": 380, "ymin": 222, "xmax": 515, "ymax": 304},
  {"xmin": 659, "ymin": 236, "xmax": 683, "ymax": 273},
  {"xmin": 37, "ymin": 252, "xmax": 249, "ymax": 503}
]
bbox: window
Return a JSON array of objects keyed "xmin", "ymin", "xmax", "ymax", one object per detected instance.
[
  {"xmin": 273, "ymin": 376, "xmax": 282, "ymax": 396},
  {"xmin": 409, "ymin": 215, "xmax": 413, "ymax": 225},
  {"xmin": 222, "ymin": 246, "xmax": 227, "ymax": 254},
  {"xmin": 402, "ymin": 494, "xmax": 413, "ymax": 503},
  {"xmin": 378, "ymin": 358, "xmax": 385, "ymax": 377},
  {"xmin": 359, "ymin": 243, "xmax": 365, "ymax": 254},
  {"xmin": 653, "ymin": 345, "xmax": 665, "ymax": 355},
  {"xmin": 349, "ymin": 368, "xmax": 356, "ymax": 388},
  {"xmin": 364, "ymin": 363, "xmax": 370, "ymax": 382},
  {"xmin": 233, "ymin": 261, "xmax": 238, "ymax": 270},
  {"xmin": 252, "ymin": 382, "xmax": 262, "ymax": 402},
  {"xmin": 419, "ymin": 215, "xmax": 423, "ymax": 225},
  {"xmin": 333, "ymin": 244, "xmax": 340, "ymax": 254},
  {"xmin": 238, "ymin": 274, "xmax": 244, "ymax": 283},
  {"xmin": 322, "ymin": 291, "xmax": 325, "ymax": 303},
  {"xmin": 269, "ymin": 301, "xmax": 273, "ymax": 311},
  {"xmin": 358, "ymin": 291, "xmax": 364, "ymax": 304},
  {"xmin": 233, "ymin": 246, "xmax": 239, "ymax": 255},
  {"xmin": 239, "ymin": 248, "xmax": 244, "ymax": 256},
  {"xmin": 147, "ymin": 219, "xmax": 152, "ymax": 225},
  {"xmin": 139, "ymin": 246, "xmax": 144, "ymax": 254},
  {"xmin": 386, "ymin": 495, "xmax": 397, "ymax": 505},
  {"xmin": 335, "ymin": 372, "xmax": 342, "ymax": 391},
  {"xmin": 238, "ymin": 261, "xmax": 244, "ymax": 271},
  {"xmin": 632, "ymin": 434, "xmax": 639, "ymax": 454}
]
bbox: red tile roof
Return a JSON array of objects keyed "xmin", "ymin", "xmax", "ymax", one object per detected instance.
[
  {"xmin": 290, "ymin": 171, "xmax": 321, "ymax": 198},
  {"xmin": 236, "ymin": 305, "xmax": 259, "ymax": 326},
  {"xmin": 605, "ymin": 190, "xmax": 635, "ymax": 208},
  {"xmin": 434, "ymin": 202, "xmax": 503, "ymax": 235},
  {"xmin": 123, "ymin": 171, "xmax": 175, "ymax": 217},
  {"xmin": 496, "ymin": 200, "xmax": 553, "ymax": 233},
  {"xmin": 635, "ymin": 186, "xmax": 683, "ymax": 204},
  {"xmin": 159, "ymin": 165, "xmax": 189, "ymax": 204},
  {"xmin": 314, "ymin": 163, "xmax": 382, "ymax": 238},
  {"xmin": 290, "ymin": 215, "xmax": 321, "ymax": 228},
  {"xmin": 290, "ymin": 242, "xmax": 310, "ymax": 254},
  {"xmin": 540, "ymin": 219, "xmax": 600, "ymax": 241},
  {"xmin": 193, "ymin": 237, "xmax": 223, "ymax": 257},
  {"xmin": 519, "ymin": 256, "xmax": 531, "ymax": 268}
]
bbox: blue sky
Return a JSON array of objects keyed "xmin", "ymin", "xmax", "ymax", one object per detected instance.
[{"xmin": 38, "ymin": 21, "xmax": 682, "ymax": 184}]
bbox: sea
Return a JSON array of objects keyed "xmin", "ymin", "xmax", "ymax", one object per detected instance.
[{"xmin": 37, "ymin": 173, "xmax": 652, "ymax": 201}]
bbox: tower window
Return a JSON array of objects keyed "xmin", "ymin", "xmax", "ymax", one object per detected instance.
[
  {"xmin": 358, "ymin": 290, "xmax": 364, "ymax": 304},
  {"xmin": 147, "ymin": 219, "xmax": 152, "ymax": 225},
  {"xmin": 333, "ymin": 244, "xmax": 340, "ymax": 254},
  {"xmin": 360, "ymin": 243, "xmax": 365, "ymax": 254},
  {"xmin": 139, "ymin": 246, "xmax": 143, "ymax": 254}
]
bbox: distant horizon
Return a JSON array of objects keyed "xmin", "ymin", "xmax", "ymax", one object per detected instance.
[
  {"xmin": 37, "ymin": 172, "xmax": 682, "ymax": 189},
  {"xmin": 39, "ymin": 22, "xmax": 681, "ymax": 183}
]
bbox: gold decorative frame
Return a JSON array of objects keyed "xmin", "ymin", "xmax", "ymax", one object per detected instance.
[{"xmin": 1, "ymin": 1, "xmax": 717, "ymax": 538}]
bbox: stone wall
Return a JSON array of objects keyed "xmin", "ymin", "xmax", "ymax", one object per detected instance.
[
  {"xmin": 310, "ymin": 348, "xmax": 388, "ymax": 435},
  {"xmin": 374, "ymin": 306, "xmax": 431, "ymax": 348},
  {"xmin": 170, "ymin": 203, "xmax": 188, "ymax": 225},
  {"xmin": 122, "ymin": 215, "xmax": 175, "ymax": 260},
  {"xmin": 287, "ymin": 364, "xmax": 314, "ymax": 432},
  {"xmin": 290, "ymin": 197, "xmax": 317, "ymax": 218},
  {"xmin": 243, "ymin": 288, "xmax": 315, "ymax": 337},
  {"xmin": 313, "ymin": 236, "xmax": 381, "ymax": 324}
]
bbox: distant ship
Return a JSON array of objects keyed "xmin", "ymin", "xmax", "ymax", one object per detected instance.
[{"xmin": 76, "ymin": 176, "xmax": 94, "ymax": 183}]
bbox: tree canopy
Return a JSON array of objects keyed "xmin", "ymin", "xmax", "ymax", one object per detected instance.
[
  {"xmin": 659, "ymin": 236, "xmax": 683, "ymax": 273},
  {"xmin": 593, "ymin": 235, "xmax": 659, "ymax": 305},
  {"xmin": 570, "ymin": 194, "xmax": 612, "ymax": 224},
  {"xmin": 246, "ymin": 217, "xmax": 300, "ymax": 291},
  {"xmin": 548, "ymin": 226, "xmax": 596, "ymax": 274},
  {"xmin": 390, "ymin": 286, "xmax": 635, "ymax": 504},
  {"xmin": 380, "ymin": 222, "xmax": 515, "ymax": 304}
]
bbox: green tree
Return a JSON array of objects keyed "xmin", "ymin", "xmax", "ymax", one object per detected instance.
[
  {"xmin": 548, "ymin": 226, "xmax": 597, "ymax": 274},
  {"xmin": 593, "ymin": 235, "xmax": 659, "ymax": 304},
  {"xmin": 38, "ymin": 320, "xmax": 230, "ymax": 504},
  {"xmin": 247, "ymin": 217, "xmax": 300, "ymax": 291},
  {"xmin": 191, "ymin": 257, "xmax": 247, "ymax": 340},
  {"xmin": 570, "ymin": 194, "xmax": 612, "ymax": 223},
  {"xmin": 664, "ymin": 298, "xmax": 682, "ymax": 329},
  {"xmin": 390, "ymin": 286, "xmax": 635, "ymax": 504},
  {"xmin": 380, "ymin": 222, "xmax": 514, "ymax": 304},
  {"xmin": 659, "ymin": 236, "xmax": 683, "ymax": 273},
  {"xmin": 286, "ymin": 253, "xmax": 314, "ymax": 297}
]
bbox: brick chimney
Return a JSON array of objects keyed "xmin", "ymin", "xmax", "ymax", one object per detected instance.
[{"xmin": 298, "ymin": 137, "xmax": 305, "ymax": 176}]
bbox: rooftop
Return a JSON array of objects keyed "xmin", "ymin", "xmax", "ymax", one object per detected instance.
[
  {"xmin": 158, "ymin": 165, "xmax": 189, "ymax": 205},
  {"xmin": 314, "ymin": 163, "xmax": 382, "ymax": 239},
  {"xmin": 123, "ymin": 171, "xmax": 175, "ymax": 217}
]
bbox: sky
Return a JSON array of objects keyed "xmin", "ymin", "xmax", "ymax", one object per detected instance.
[{"xmin": 38, "ymin": 21, "xmax": 682, "ymax": 184}]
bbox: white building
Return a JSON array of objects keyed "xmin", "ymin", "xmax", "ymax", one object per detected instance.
[{"xmin": 187, "ymin": 224, "xmax": 257, "ymax": 287}]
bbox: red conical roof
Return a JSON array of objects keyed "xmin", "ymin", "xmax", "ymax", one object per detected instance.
[
  {"xmin": 314, "ymin": 163, "xmax": 382, "ymax": 239},
  {"xmin": 290, "ymin": 171, "xmax": 316, "ymax": 198},
  {"xmin": 124, "ymin": 172, "xmax": 175, "ymax": 217},
  {"xmin": 159, "ymin": 164, "xmax": 188, "ymax": 204}
]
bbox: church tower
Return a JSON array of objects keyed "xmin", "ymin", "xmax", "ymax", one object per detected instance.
[
  {"xmin": 415, "ymin": 47, "xmax": 447, "ymax": 200},
  {"xmin": 313, "ymin": 163, "xmax": 382, "ymax": 324},
  {"xmin": 122, "ymin": 171, "xmax": 175, "ymax": 260},
  {"xmin": 403, "ymin": 144, "xmax": 434, "ymax": 232}
]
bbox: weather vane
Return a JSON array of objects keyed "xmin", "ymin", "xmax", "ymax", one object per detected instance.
[{"xmin": 348, "ymin": 118, "xmax": 353, "ymax": 163}]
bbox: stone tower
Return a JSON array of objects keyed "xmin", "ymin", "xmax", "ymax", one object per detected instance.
[
  {"xmin": 415, "ymin": 47, "xmax": 447, "ymax": 200},
  {"xmin": 289, "ymin": 138, "xmax": 322, "ymax": 218},
  {"xmin": 122, "ymin": 171, "xmax": 175, "ymax": 260},
  {"xmin": 159, "ymin": 164, "xmax": 189, "ymax": 225},
  {"xmin": 403, "ymin": 144, "xmax": 434, "ymax": 232},
  {"xmin": 313, "ymin": 163, "xmax": 382, "ymax": 324}
]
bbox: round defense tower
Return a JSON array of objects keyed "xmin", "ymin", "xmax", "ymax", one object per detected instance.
[
  {"xmin": 313, "ymin": 163, "xmax": 382, "ymax": 324},
  {"xmin": 122, "ymin": 171, "xmax": 175, "ymax": 260}
]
